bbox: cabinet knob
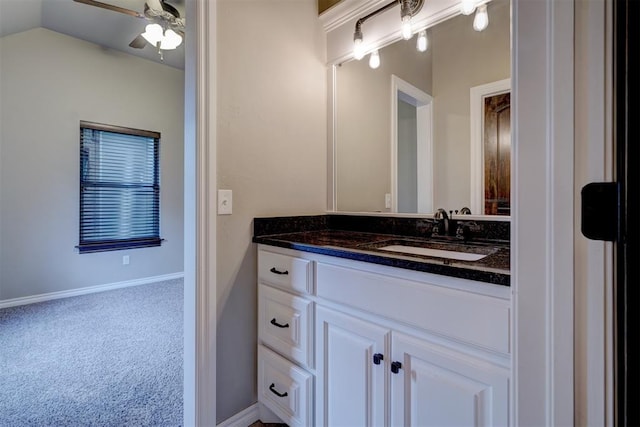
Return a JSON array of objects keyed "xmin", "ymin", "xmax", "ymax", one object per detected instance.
[
  {"xmin": 391, "ymin": 361, "xmax": 402, "ymax": 374},
  {"xmin": 270, "ymin": 318, "xmax": 290, "ymax": 328},
  {"xmin": 269, "ymin": 267, "xmax": 289, "ymax": 275},
  {"xmin": 269, "ymin": 383, "xmax": 288, "ymax": 398},
  {"xmin": 373, "ymin": 353, "xmax": 384, "ymax": 365}
]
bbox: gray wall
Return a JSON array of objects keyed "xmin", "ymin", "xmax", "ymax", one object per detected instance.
[
  {"xmin": 431, "ymin": 0, "xmax": 510, "ymax": 211},
  {"xmin": 0, "ymin": 28, "xmax": 184, "ymax": 300},
  {"xmin": 216, "ymin": 0, "xmax": 327, "ymax": 422},
  {"xmin": 336, "ymin": 38, "xmax": 432, "ymax": 212}
]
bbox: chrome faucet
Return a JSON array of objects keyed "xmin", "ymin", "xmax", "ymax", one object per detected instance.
[{"xmin": 432, "ymin": 208, "xmax": 449, "ymax": 236}]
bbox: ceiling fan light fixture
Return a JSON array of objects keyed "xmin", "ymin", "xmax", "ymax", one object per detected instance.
[
  {"xmin": 160, "ymin": 29, "xmax": 183, "ymax": 50},
  {"xmin": 141, "ymin": 23, "xmax": 163, "ymax": 45}
]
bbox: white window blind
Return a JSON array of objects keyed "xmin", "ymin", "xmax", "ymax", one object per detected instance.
[{"xmin": 78, "ymin": 121, "xmax": 161, "ymax": 253}]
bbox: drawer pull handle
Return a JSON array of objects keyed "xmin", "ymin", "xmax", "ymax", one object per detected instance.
[
  {"xmin": 270, "ymin": 318, "xmax": 290, "ymax": 328},
  {"xmin": 391, "ymin": 361, "xmax": 402, "ymax": 374},
  {"xmin": 269, "ymin": 383, "xmax": 288, "ymax": 398},
  {"xmin": 270, "ymin": 267, "xmax": 289, "ymax": 275},
  {"xmin": 373, "ymin": 353, "xmax": 384, "ymax": 365}
]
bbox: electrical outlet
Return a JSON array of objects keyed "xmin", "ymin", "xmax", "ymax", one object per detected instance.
[
  {"xmin": 218, "ymin": 189, "xmax": 233, "ymax": 215},
  {"xmin": 122, "ymin": 255, "xmax": 130, "ymax": 265},
  {"xmin": 385, "ymin": 193, "xmax": 392, "ymax": 209}
]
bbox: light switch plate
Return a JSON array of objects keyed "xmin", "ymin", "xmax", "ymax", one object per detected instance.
[
  {"xmin": 218, "ymin": 189, "xmax": 232, "ymax": 215},
  {"xmin": 385, "ymin": 193, "xmax": 392, "ymax": 209}
]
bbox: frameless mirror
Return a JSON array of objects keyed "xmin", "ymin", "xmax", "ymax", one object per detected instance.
[{"xmin": 333, "ymin": 0, "xmax": 510, "ymax": 216}]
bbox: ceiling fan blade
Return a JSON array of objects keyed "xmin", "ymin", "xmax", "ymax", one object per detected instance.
[
  {"xmin": 145, "ymin": 0, "xmax": 164, "ymax": 12},
  {"xmin": 129, "ymin": 34, "xmax": 147, "ymax": 49},
  {"xmin": 73, "ymin": 0, "xmax": 144, "ymax": 19}
]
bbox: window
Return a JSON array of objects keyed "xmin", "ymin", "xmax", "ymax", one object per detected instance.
[{"xmin": 78, "ymin": 121, "xmax": 161, "ymax": 253}]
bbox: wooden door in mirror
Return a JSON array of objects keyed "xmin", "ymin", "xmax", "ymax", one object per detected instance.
[{"xmin": 483, "ymin": 93, "xmax": 511, "ymax": 215}]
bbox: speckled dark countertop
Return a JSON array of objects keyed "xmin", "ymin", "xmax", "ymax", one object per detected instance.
[{"xmin": 253, "ymin": 215, "xmax": 510, "ymax": 286}]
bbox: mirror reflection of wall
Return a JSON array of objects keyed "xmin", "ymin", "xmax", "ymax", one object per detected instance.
[
  {"xmin": 334, "ymin": 0, "xmax": 510, "ymax": 215},
  {"xmin": 336, "ymin": 36, "xmax": 431, "ymax": 212}
]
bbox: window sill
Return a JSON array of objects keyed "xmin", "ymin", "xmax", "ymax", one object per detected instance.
[{"xmin": 77, "ymin": 238, "xmax": 163, "ymax": 254}]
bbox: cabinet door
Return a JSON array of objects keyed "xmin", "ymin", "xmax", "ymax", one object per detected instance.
[
  {"xmin": 391, "ymin": 332, "xmax": 509, "ymax": 427},
  {"xmin": 316, "ymin": 306, "xmax": 390, "ymax": 427}
]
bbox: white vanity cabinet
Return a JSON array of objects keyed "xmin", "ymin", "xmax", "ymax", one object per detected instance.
[
  {"xmin": 315, "ymin": 305, "xmax": 390, "ymax": 427},
  {"xmin": 315, "ymin": 306, "xmax": 510, "ymax": 427},
  {"xmin": 390, "ymin": 332, "xmax": 509, "ymax": 426},
  {"xmin": 257, "ymin": 244, "xmax": 511, "ymax": 427}
]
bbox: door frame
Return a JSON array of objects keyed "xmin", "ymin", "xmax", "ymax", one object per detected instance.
[
  {"xmin": 184, "ymin": 0, "xmax": 217, "ymax": 425},
  {"xmin": 390, "ymin": 74, "xmax": 434, "ymax": 213},
  {"xmin": 614, "ymin": 0, "xmax": 640, "ymax": 423},
  {"xmin": 512, "ymin": 0, "xmax": 577, "ymax": 424}
]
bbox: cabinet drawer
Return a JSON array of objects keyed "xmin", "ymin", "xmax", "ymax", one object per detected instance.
[
  {"xmin": 258, "ymin": 250, "xmax": 313, "ymax": 294},
  {"xmin": 258, "ymin": 345, "xmax": 314, "ymax": 427},
  {"xmin": 316, "ymin": 262, "xmax": 510, "ymax": 354},
  {"xmin": 259, "ymin": 284, "xmax": 314, "ymax": 368}
]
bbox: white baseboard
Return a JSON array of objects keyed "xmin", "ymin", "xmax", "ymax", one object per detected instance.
[
  {"xmin": 217, "ymin": 403, "xmax": 260, "ymax": 427},
  {"xmin": 0, "ymin": 272, "xmax": 184, "ymax": 309},
  {"xmin": 257, "ymin": 403, "xmax": 283, "ymax": 424}
]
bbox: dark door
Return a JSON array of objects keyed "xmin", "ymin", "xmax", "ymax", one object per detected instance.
[{"xmin": 614, "ymin": 0, "xmax": 639, "ymax": 424}]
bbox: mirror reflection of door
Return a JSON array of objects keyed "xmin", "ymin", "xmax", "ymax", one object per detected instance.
[
  {"xmin": 398, "ymin": 99, "xmax": 418, "ymax": 212},
  {"xmin": 391, "ymin": 75, "xmax": 433, "ymax": 214},
  {"xmin": 470, "ymin": 78, "xmax": 511, "ymax": 216},
  {"xmin": 483, "ymin": 93, "xmax": 511, "ymax": 215}
]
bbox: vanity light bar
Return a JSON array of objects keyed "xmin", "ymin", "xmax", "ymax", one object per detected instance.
[
  {"xmin": 352, "ymin": 0, "xmax": 424, "ymax": 60},
  {"xmin": 355, "ymin": 0, "xmax": 490, "ymax": 65}
]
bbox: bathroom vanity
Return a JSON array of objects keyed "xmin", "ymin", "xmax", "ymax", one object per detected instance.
[
  {"xmin": 254, "ymin": 214, "xmax": 511, "ymax": 426},
  {"xmin": 256, "ymin": 3, "xmax": 514, "ymax": 424}
]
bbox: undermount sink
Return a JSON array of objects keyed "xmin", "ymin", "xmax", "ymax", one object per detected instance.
[{"xmin": 378, "ymin": 245, "xmax": 488, "ymax": 261}]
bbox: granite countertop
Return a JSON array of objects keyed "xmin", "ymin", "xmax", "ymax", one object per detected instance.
[{"xmin": 253, "ymin": 228, "xmax": 510, "ymax": 286}]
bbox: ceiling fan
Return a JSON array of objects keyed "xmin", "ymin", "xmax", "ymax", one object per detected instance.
[{"xmin": 73, "ymin": 0, "xmax": 185, "ymax": 59}]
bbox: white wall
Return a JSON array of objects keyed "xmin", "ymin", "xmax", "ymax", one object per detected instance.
[
  {"xmin": 0, "ymin": 28, "xmax": 184, "ymax": 300},
  {"xmin": 216, "ymin": 0, "xmax": 327, "ymax": 422}
]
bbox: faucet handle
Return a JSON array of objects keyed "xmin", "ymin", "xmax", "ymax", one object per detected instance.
[
  {"xmin": 455, "ymin": 224, "xmax": 470, "ymax": 241},
  {"xmin": 432, "ymin": 223, "xmax": 441, "ymax": 236},
  {"xmin": 456, "ymin": 221, "xmax": 479, "ymax": 241}
]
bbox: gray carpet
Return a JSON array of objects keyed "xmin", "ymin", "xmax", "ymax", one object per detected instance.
[{"xmin": 0, "ymin": 279, "xmax": 183, "ymax": 427}]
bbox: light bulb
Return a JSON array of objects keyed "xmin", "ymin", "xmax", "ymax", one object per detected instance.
[
  {"xmin": 473, "ymin": 4, "xmax": 489, "ymax": 31},
  {"xmin": 460, "ymin": 0, "xmax": 476, "ymax": 15},
  {"xmin": 401, "ymin": 15, "xmax": 413, "ymax": 40},
  {"xmin": 416, "ymin": 30, "xmax": 428, "ymax": 52},
  {"xmin": 353, "ymin": 38, "xmax": 365, "ymax": 60},
  {"xmin": 369, "ymin": 50, "xmax": 380, "ymax": 69},
  {"xmin": 141, "ymin": 23, "xmax": 163, "ymax": 46},
  {"xmin": 160, "ymin": 29, "xmax": 183, "ymax": 50}
]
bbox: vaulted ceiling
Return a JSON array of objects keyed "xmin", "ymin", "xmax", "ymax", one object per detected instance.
[{"xmin": 0, "ymin": 0, "xmax": 185, "ymax": 69}]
